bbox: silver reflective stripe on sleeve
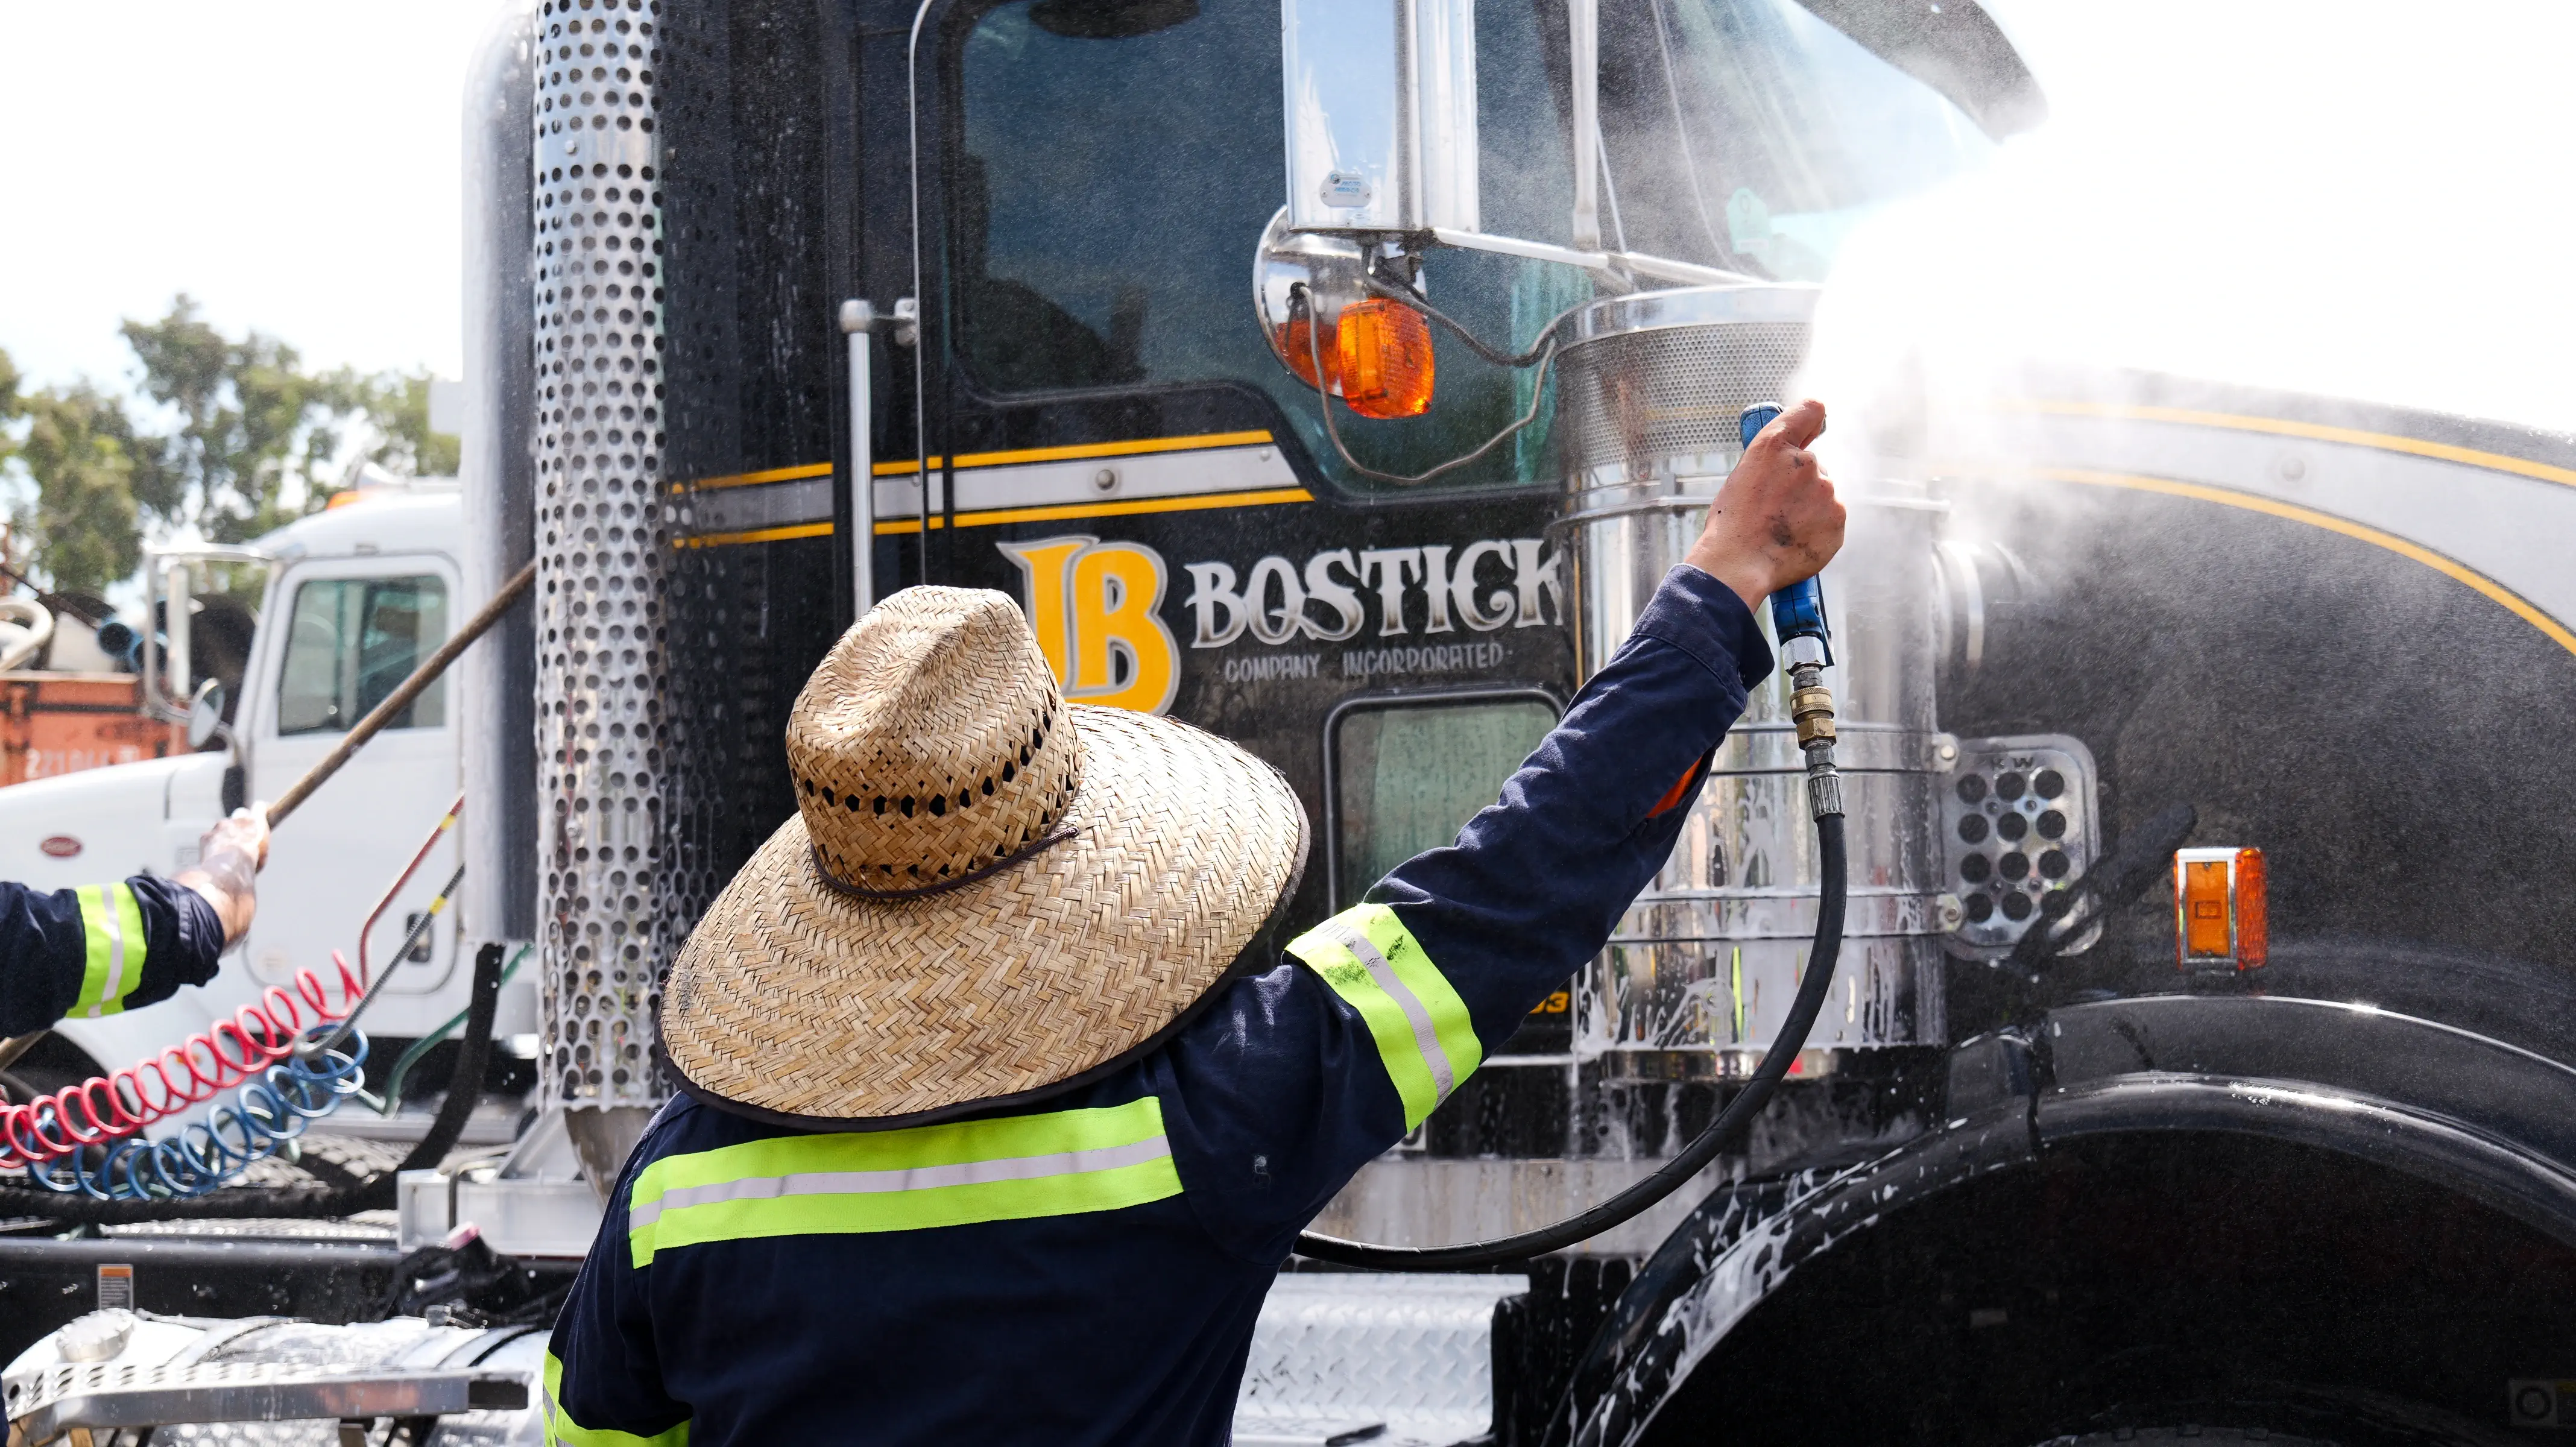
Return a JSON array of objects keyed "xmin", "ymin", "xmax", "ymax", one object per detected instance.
[
  {"xmin": 90, "ymin": 896, "xmax": 129, "ymax": 1020},
  {"xmin": 1321, "ymin": 921, "xmax": 1458, "ymax": 1102}
]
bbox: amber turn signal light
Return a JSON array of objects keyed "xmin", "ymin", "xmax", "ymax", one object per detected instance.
[
  {"xmin": 2173, "ymin": 846, "xmax": 2266, "ymax": 972},
  {"xmin": 1275, "ymin": 312, "xmax": 1339, "ymax": 392},
  {"xmin": 1334, "ymin": 297, "xmax": 1435, "ymax": 420}
]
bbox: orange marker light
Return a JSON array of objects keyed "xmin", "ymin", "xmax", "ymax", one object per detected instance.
[
  {"xmin": 2173, "ymin": 846, "xmax": 2267, "ymax": 972},
  {"xmin": 1334, "ymin": 297, "xmax": 1435, "ymax": 420}
]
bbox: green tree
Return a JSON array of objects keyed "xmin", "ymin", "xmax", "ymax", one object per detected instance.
[
  {"xmin": 1, "ymin": 344, "xmax": 144, "ymax": 595},
  {"xmin": 119, "ymin": 296, "xmax": 356, "ymax": 543},
  {"xmin": 0, "ymin": 347, "xmax": 23, "ymax": 570},
  {"xmin": 0, "ymin": 303, "xmax": 461, "ymax": 594},
  {"xmin": 354, "ymin": 371, "xmax": 463, "ymax": 478},
  {"xmin": 10, "ymin": 383, "xmax": 147, "ymax": 596}
]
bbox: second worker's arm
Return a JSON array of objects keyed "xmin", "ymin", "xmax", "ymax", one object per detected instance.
[{"xmin": 0, "ymin": 807, "xmax": 270, "ymax": 1037}]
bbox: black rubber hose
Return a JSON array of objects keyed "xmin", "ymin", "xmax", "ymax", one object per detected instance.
[
  {"xmin": 1295, "ymin": 812, "xmax": 1849, "ymax": 1270},
  {"xmin": 2004, "ymin": 802, "xmax": 2197, "ymax": 972},
  {"xmin": 0, "ymin": 941, "xmax": 508, "ymax": 1223},
  {"xmin": 1365, "ymin": 266, "xmax": 1556, "ymax": 370}
]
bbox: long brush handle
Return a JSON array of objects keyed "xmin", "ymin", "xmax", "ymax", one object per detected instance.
[{"xmin": 0, "ymin": 561, "xmax": 537, "ymax": 1080}]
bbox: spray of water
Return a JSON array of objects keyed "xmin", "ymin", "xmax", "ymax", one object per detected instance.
[
  {"xmin": 1769, "ymin": 4, "xmax": 2576, "ymax": 998},
  {"xmin": 1800, "ymin": 0, "xmax": 2576, "ymax": 453}
]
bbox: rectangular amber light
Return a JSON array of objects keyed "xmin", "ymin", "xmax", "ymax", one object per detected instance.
[{"xmin": 2173, "ymin": 846, "xmax": 2267, "ymax": 973}]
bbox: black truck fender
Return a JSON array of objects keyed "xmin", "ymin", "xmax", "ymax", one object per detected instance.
[{"xmin": 1544, "ymin": 991, "xmax": 2576, "ymax": 1447}]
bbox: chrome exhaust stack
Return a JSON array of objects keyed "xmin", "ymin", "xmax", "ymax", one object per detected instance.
[
  {"xmin": 1556, "ymin": 286, "xmax": 1951, "ymax": 1079},
  {"xmin": 527, "ymin": 0, "xmax": 685, "ymax": 1183},
  {"xmin": 460, "ymin": 0, "xmax": 541, "ymax": 980}
]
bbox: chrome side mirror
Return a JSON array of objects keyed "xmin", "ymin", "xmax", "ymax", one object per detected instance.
[
  {"xmin": 1281, "ymin": 0, "xmax": 1479, "ymax": 237},
  {"xmin": 187, "ymin": 678, "xmax": 230, "ymax": 752}
]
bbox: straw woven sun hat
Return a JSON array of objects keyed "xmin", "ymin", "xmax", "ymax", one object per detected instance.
[{"xmin": 660, "ymin": 585, "xmax": 1308, "ymax": 1128}]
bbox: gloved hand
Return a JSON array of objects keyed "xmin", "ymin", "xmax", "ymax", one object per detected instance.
[
  {"xmin": 179, "ymin": 804, "xmax": 271, "ymax": 944},
  {"xmin": 1685, "ymin": 397, "xmax": 1848, "ymax": 610}
]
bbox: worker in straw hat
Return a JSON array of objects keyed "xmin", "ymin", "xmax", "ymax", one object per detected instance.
[{"xmin": 543, "ymin": 401, "xmax": 1846, "ymax": 1445}]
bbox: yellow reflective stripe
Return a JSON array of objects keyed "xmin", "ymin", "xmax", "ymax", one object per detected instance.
[
  {"xmin": 70, "ymin": 884, "xmax": 145, "ymax": 1019},
  {"xmin": 542, "ymin": 1351, "xmax": 689, "ymax": 1447},
  {"xmin": 110, "ymin": 884, "xmax": 147, "ymax": 1012},
  {"xmin": 627, "ymin": 1097, "xmax": 1181, "ymax": 1267},
  {"xmin": 1287, "ymin": 903, "xmax": 1484, "ymax": 1130},
  {"xmin": 71, "ymin": 886, "xmax": 113, "ymax": 1016}
]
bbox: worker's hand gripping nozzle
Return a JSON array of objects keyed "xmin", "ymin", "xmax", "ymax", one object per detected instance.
[{"xmin": 1741, "ymin": 403, "xmax": 1844, "ymax": 822}]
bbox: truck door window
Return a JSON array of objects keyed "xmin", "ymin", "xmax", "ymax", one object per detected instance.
[
  {"xmin": 1330, "ymin": 695, "xmax": 1558, "ymax": 907},
  {"xmin": 274, "ymin": 576, "xmax": 450, "ymax": 735},
  {"xmin": 952, "ymin": 0, "xmax": 1582, "ymax": 492}
]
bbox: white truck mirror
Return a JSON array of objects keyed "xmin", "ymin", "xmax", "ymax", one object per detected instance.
[
  {"xmin": 187, "ymin": 678, "xmax": 230, "ymax": 751},
  {"xmin": 140, "ymin": 544, "xmax": 276, "ymax": 725},
  {"xmin": 153, "ymin": 558, "xmax": 194, "ymax": 721}
]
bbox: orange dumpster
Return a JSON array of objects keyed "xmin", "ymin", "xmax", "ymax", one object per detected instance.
[{"xmin": 0, "ymin": 672, "xmax": 190, "ymax": 786}]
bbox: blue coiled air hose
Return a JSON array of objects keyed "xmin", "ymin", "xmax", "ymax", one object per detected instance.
[{"xmin": 30, "ymin": 1028, "xmax": 372, "ymax": 1200}]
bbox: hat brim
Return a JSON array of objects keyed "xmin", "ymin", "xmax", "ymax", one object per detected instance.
[{"xmin": 658, "ymin": 705, "xmax": 1309, "ymax": 1129}]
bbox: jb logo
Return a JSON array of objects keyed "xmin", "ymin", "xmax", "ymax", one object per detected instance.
[{"xmin": 997, "ymin": 535, "xmax": 1182, "ymax": 714}]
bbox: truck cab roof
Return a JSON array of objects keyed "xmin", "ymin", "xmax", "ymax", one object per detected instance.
[{"xmin": 255, "ymin": 479, "xmax": 463, "ymax": 563}]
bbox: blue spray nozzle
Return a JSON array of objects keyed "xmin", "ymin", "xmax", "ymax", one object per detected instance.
[
  {"xmin": 1739, "ymin": 402, "xmax": 1833, "ymax": 666},
  {"xmin": 1736, "ymin": 403, "xmax": 1781, "ymax": 451}
]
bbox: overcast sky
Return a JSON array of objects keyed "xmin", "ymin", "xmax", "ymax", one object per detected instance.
[
  {"xmin": 1846, "ymin": 0, "xmax": 2576, "ymax": 433},
  {"xmin": 3, "ymin": 1, "xmax": 2572, "ymax": 432},
  {"xmin": 0, "ymin": 1, "xmax": 508, "ymax": 392}
]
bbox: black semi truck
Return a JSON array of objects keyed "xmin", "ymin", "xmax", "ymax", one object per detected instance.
[{"xmin": 7, "ymin": 2, "xmax": 2576, "ymax": 1444}]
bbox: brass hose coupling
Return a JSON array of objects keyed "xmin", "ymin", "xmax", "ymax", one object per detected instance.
[
  {"xmin": 1789, "ymin": 675, "xmax": 1836, "ymax": 748},
  {"xmin": 1788, "ymin": 661, "xmax": 1845, "ymax": 820}
]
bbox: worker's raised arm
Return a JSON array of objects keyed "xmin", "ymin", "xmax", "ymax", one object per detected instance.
[
  {"xmin": 1158, "ymin": 402, "xmax": 1843, "ymax": 1259},
  {"xmin": 0, "ymin": 807, "xmax": 271, "ymax": 1036},
  {"xmin": 1342, "ymin": 567, "xmax": 1770, "ymax": 1041},
  {"xmin": 1353, "ymin": 398, "xmax": 1845, "ymax": 1044}
]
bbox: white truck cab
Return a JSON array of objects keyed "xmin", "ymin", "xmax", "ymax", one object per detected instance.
[{"xmin": 0, "ymin": 482, "xmax": 529, "ymax": 1115}]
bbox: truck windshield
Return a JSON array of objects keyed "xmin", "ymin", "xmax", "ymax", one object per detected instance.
[
  {"xmin": 1595, "ymin": 0, "xmax": 1996, "ymax": 279},
  {"xmin": 950, "ymin": 0, "xmax": 1989, "ymax": 491}
]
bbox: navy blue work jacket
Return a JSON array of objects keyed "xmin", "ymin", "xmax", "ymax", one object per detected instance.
[
  {"xmin": 0, "ymin": 875, "xmax": 224, "ymax": 1038},
  {"xmin": 545, "ymin": 566, "xmax": 1772, "ymax": 1447}
]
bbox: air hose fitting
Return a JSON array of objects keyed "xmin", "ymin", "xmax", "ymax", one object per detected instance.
[{"xmin": 1790, "ymin": 661, "xmax": 1845, "ymax": 822}]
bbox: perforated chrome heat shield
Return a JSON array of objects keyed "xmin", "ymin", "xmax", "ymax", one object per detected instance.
[
  {"xmin": 1553, "ymin": 321, "xmax": 1812, "ymax": 490},
  {"xmin": 531, "ymin": 0, "xmax": 691, "ymax": 1114}
]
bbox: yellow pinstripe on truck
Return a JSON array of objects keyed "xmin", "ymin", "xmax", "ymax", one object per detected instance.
[
  {"xmin": 1287, "ymin": 904, "xmax": 1483, "ymax": 1129},
  {"xmin": 624, "ymin": 1096, "xmax": 1182, "ymax": 1267}
]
